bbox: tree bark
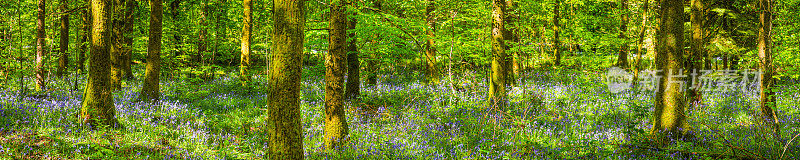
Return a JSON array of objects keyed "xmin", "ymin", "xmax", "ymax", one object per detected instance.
[
  {"xmin": 121, "ymin": 0, "xmax": 134, "ymax": 79},
  {"xmin": 138, "ymin": 0, "xmax": 162, "ymax": 102},
  {"xmin": 345, "ymin": 5, "xmax": 360, "ymax": 99},
  {"xmin": 240, "ymin": 0, "xmax": 252, "ymax": 84},
  {"xmin": 490, "ymin": 0, "xmax": 508, "ymax": 110},
  {"xmin": 78, "ymin": 1, "xmax": 90, "ymax": 72},
  {"xmin": 57, "ymin": 0, "xmax": 70, "ymax": 77},
  {"xmin": 552, "ymin": 0, "xmax": 561, "ymax": 66},
  {"xmin": 424, "ymin": 0, "xmax": 439, "ymax": 85},
  {"xmin": 616, "ymin": 0, "xmax": 628, "ymax": 68},
  {"xmin": 81, "ymin": 0, "xmax": 119, "ymax": 127},
  {"xmin": 505, "ymin": 0, "xmax": 518, "ymax": 85},
  {"xmin": 651, "ymin": 0, "xmax": 689, "ymax": 143},
  {"xmin": 269, "ymin": 0, "xmax": 306, "ymax": 158},
  {"xmin": 324, "ymin": 0, "xmax": 350, "ymax": 150},
  {"xmin": 366, "ymin": 0, "xmax": 381, "ymax": 86},
  {"xmin": 758, "ymin": 0, "xmax": 779, "ymax": 139},
  {"xmin": 35, "ymin": 0, "xmax": 47, "ymax": 91},
  {"xmin": 110, "ymin": 0, "xmax": 128, "ymax": 89},
  {"xmin": 687, "ymin": 0, "xmax": 705, "ymax": 109}
]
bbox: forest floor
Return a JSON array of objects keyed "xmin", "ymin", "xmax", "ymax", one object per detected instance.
[{"xmin": 0, "ymin": 68, "xmax": 798, "ymax": 159}]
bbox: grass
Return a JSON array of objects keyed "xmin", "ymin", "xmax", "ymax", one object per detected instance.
[{"xmin": 0, "ymin": 67, "xmax": 798, "ymax": 159}]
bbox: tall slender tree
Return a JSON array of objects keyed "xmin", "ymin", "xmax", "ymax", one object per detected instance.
[
  {"xmin": 269, "ymin": 0, "xmax": 306, "ymax": 158},
  {"xmin": 325, "ymin": 0, "xmax": 350, "ymax": 150},
  {"xmin": 424, "ymin": 0, "xmax": 439, "ymax": 85},
  {"xmin": 111, "ymin": 0, "xmax": 128, "ymax": 89},
  {"xmin": 138, "ymin": 0, "xmax": 162, "ymax": 102},
  {"xmin": 651, "ymin": 0, "xmax": 689, "ymax": 143},
  {"xmin": 78, "ymin": 0, "xmax": 91, "ymax": 72},
  {"xmin": 121, "ymin": 0, "xmax": 135, "ymax": 79},
  {"xmin": 616, "ymin": 0, "xmax": 628, "ymax": 68},
  {"xmin": 758, "ymin": 0, "xmax": 779, "ymax": 139},
  {"xmin": 240, "ymin": 0, "xmax": 252, "ymax": 84},
  {"xmin": 35, "ymin": 0, "xmax": 47, "ymax": 91},
  {"xmin": 57, "ymin": 0, "xmax": 70, "ymax": 77},
  {"xmin": 552, "ymin": 0, "xmax": 561, "ymax": 66},
  {"xmin": 81, "ymin": 0, "xmax": 118, "ymax": 127},
  {"xmin": 366, "ymin": 0, "xmax": 381, "ymax": 86},
  {"xmin": 505, "ymin": 0, "xmax": 519, "ymax": 85},
  {"xmin": 345, "ymin": 3, "xmax": 360, "ymax": 99},
  {"xmin": 489, "ymin": 0, "xmax": 508, "ymax": 110},
  {"xmin": 688, "ymin": 0, "xmax": 705, "ymax": 108}
]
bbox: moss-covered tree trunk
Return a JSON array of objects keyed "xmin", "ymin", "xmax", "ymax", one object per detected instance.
[
  {"xmin": 758, "ymin": 0, "xmax": 779, "ymax": 139},
  {"xmin": 110, "ymin": 0, "xmax": 129, "ymax": 89},
  {"xmin": 57, "ymin": 0, "xmax": 70, "ymax": 77},
  {"xmin": 345, "ymin": 7, "xmax": 360, "ymax": 99},
  {"xmin": 240, "ymin": 0, "xmax": 252, "ymax": 84},
  {"xmin": 138, "ymin": 0, "xmax": 162, "ymax": 102},
  {"xmin": 552, "ymin": 0, "xmax": 561, "ymax": 66},
  {"xmin": 324, "ymin": 0, "xmax": 350, "ymax": 150},
  {"xmin": 688, "ymin": 0, "xmax": 705, "ymax": 108},
  {"xmin": 81, "ymin": 0, "xmax": 119, "ymax": 127},
  {"xmin": 650, "ymin": 0, "xmax": 689, "ymax": 143},
  {"xmin": 424, "ymin": 0, "xmax": 439, "ymax": 85},
  {"xmin": 616, "ymin": 0, "xmax": 628, "ymax": 68},
  {"xmin": 35, "ymin": 0, "xmax": 47, "ymax": 91},
  {"xmin": 489, "ymin": 0, "xmax": 507, "ymax": 110},
  {"xmin": 269, "ymin": 0, "xmax": 305, "ymax": 158}
]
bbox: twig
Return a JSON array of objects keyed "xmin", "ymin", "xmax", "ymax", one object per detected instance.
[{"xmin": 780, "ymin": 132, "xmax": 800, "ymax": 160}]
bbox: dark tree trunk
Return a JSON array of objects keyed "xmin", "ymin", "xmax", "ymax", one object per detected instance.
[
  {"xmin": 345, "ymin": 6, "xmax": 360, "ymax": 99},
  {"xmin": 552, "ymin": 0, "xmax": 561, "ymax": 66},
  {"xmin": 57, "ymin": 0, "xmax": 70, "ymax": 77},
  {"xmin": 616, "ymin": 0, "xmax": 629, "ymax": 68}
]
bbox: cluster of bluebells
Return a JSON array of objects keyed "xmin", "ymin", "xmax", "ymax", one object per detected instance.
[{"xmin": 0, "ymin": 70, "xmax": 798, "ymax": 159}]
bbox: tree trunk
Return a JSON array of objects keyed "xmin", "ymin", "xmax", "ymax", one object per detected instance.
[
  {"xmin": 79, "ymin": 2, "xmax": 90, "ymax": 72},
  {"xmin": 651, "ymin": 0, "xmax": 689, "ymax": 143},
  {"xmin": 35, "ymin": 0, "xmax": 47, "ymax": 91},
  {"xmin": 240, "ymin": 0, "xmax": 252, "ymax": 84},
  {"xmin": 169, "ymin": 0, "xmax": 183, "ymax": 58},
  {"xmin": 57, "ymin": 0, "xmax": 70, "ymax": 77},
  {"xmin": 324, "ymin": 0, "xmax": 350, "ymax": 150},
  {"xmin": 138, "ymin": 0, "xmax": 162, "ymax": 102},
  {"xmin": 616, "ymin": 0, "xmax": 628, "ymax": 68},
  {"xmin": 687, "ymin": 0, "xmax": 705, "ymax": 109},
  {"xmin": 110, "ymin": 0, "xmax": 128, "ymax": 89},
  {"xmin": 366, "ymin": 0, "xmax": 381, "ymax": 86},
  {"xmin": 81, "ymin": 0, "xmax": 119, "ymax": 127},
  {"xmin": 424, "ymin": 0, "xmax": 439, "ymax": 85},
  {"xmin": 505, "ymin": 0, "xmax": 518, "ymax": 85},
  {"xmin": 269, "ymin": 0, "xmax": 306, "ymax": 158},
  {"xmin": 198, "ymin": 1, "xmax": 207, "ymax": 65},
  {"xmin": 758, "ymin": 0, "xmax": 779, "ymax": 139},
  {"xmin": 121, "ymin": 0, "xmax": 134, "ymax": 79},
  {"xmin": 490, "ymin": 0, "xmax": 507, "ymax": 110},
  {"xmin": 345, "ymin": 6, "xmax": 360, "ymax": 99},
  {"xmin": 552, "ymin": 0, "xmax": 561, "ymax": 66}
]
